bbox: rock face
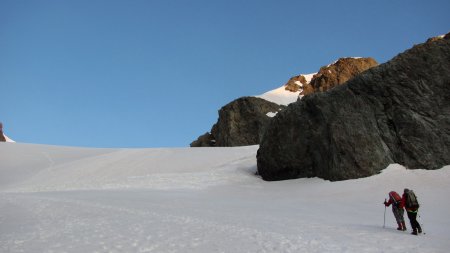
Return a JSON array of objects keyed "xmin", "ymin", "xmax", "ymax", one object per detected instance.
[
  {"xmin": 257, "ymin": 34, "xmax": 450, "ymax": 181},
  {"xmin": 302, "ymin": 57, "xmax": 378, "ymax": 96},
  {"xmin": 191, "ymin": 97, "xmax": 284, "ymax": 147}
]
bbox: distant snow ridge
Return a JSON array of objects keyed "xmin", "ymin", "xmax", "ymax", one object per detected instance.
[{"xmin": 257, "ymin": 73, "xmax": 315, "ymax": 106}]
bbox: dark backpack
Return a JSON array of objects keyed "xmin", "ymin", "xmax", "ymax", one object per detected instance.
[{"xmin": 405, "ymin": 190, "xmax": 420, "ymax": 209}]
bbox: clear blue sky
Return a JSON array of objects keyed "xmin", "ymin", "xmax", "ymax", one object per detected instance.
[{"xmin": 1, "ymin": 0, "xmax": 449, "ymax": 148}]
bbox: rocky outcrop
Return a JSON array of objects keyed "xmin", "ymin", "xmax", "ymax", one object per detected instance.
[
  {"xmin": 1, "ymin": 123, "xmax": 15, "ymax": 143},
  {"xmin": 191, "ymin": 58, "xmax": 377, "ymax": 147},
  {"xmin": 191, "ymin": 57, "xmax": 378, "ymax": 147},
  {"xmin": 190, "ymin": 132, "xmax": 216, "ymax": 147},
  {"xmin": 284, "ymin": 75, "xmax": 308, "ymax": 92},
  {"xmin": 0, "ymin": 123, "xmax": 6, "ymax": 142},
  {"xmin": 191, "ymin": 97, "xmax": 284, "ymax": 147},
  {"xmin": 302, "ymin": 57, "xmax": 378, "ymax": 96},
  {"xmin": 257, "ymin": 34, "xmax": 450, "ymax": 181}
]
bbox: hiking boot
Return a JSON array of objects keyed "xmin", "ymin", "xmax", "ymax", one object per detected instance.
[
  {"xmin": 401, "ymin": 222, "xmax": 407, "ymax": 231},
  {"xmin": 418, "ymin": 227, "xmax": 422, "ymax": 234},
  {"xmin": 411, "ymin": 230, "xmax": 418, "ymax": 235}
]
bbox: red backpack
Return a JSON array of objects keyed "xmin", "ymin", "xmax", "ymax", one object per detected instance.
[{"xmin": 389, "ymin": 191, "xmax": 402, "ymax": 205}]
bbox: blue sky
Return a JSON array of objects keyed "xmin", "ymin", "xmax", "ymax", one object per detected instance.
[{"xmin": 1, "ymin": 0, "xmax": 449, "ymax": 148}]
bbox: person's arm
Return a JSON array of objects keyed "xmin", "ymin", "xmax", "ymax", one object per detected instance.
[{"xmin": 384, "ymin": 198, "xmax": 392, "ymax": 206}]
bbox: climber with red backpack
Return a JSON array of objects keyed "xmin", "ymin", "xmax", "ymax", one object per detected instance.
[
  {"xmin": 402, "ymin": 188, "xmax": 423, "ymax": 235},
  {"xmin": 384, "ymin": 191, "xmax": 407, "ymax": 231}
]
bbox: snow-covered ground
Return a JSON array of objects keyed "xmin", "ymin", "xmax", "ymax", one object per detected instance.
[{"xmin": 1, "ymin": 142, "xmax": 449, "ymax": 252}]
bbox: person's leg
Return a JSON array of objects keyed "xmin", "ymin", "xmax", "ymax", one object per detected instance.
[
  {"xmin": 415, "ymin": 211, "xmax": 422, "ymax": 233},
  {"xmin": 393, "ymin": 207, "xmax": 402, "ymax": 230},
  {"xmin": 398, "ymin": 208, "xmax": 406, "ymax": 231},
  {"xmin": 408, "ymin": 211, "xmax": 418, "ymax": 235}
]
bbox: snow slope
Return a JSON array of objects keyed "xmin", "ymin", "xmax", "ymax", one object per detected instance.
[{"xmin": 1, "ymin": 143, "xmax": 450, "ymax": 252}]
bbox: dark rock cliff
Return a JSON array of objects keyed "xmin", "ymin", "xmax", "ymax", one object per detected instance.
[{"xmin": 257, "ymin": 34, "xmax": 450, "ymax": 181}]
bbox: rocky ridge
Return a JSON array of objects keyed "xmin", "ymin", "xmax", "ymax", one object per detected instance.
[
  {"xmin": 257, "ymin": 33, "xmax": 450, "ymax": 181},
  {"xmin": 302, "ymin": 57, "xmax": 378, "ymax": 95},
  {"xmin": 191, "ymin": 58, "xmax": 377, "ymax": 147}
]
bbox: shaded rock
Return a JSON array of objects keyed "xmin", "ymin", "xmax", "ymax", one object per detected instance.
[
  {"xmin": 191, "ymin": 97, "xmax": 284, "ymax": 147},
  {"xmin": 302, "ymin": 57, "xmax": 378, "ymax": 96},
  {"xmin": 257, "ymin": 33, "xmax": 450, "ymax": 181},
  {"xmin": 190, "ymin": 132, "xmax": 216, "ymax": 147}
]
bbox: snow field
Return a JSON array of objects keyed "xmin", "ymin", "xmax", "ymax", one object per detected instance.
[{"xmin": 1, "ymin": 143, "xmax": 450, "ymax": 252}]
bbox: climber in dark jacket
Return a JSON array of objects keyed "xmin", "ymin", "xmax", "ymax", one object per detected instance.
[{"xmin": 402, "ymin": 188, "xmax": 422, "ymax": 235}]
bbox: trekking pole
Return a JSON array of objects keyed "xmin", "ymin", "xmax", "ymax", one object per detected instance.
[
  {"xmin": 418, "ymin": 213, "xmax": 426, "ymax": 235},
  {"xmin": 383, "ymin": 199, "xmax": 387, "ymax": 228}
]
